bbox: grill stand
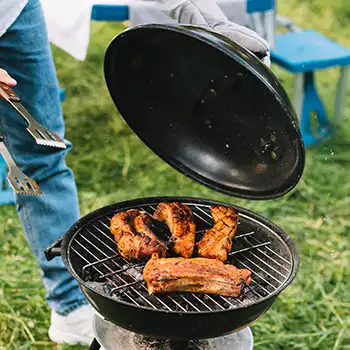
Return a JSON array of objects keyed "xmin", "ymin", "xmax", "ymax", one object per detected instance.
[{"xmin": 91, "ymin": 314, "xmax": 254, "ymax": 350}]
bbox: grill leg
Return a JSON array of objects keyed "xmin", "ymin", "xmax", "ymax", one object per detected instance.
[
  {"xmin": 89, "ymin": 338, "xmax": 101, "ymax": 350},
  {"xmin": 169, "ymin": 340, "xmax": 190, "ymax": 350}
]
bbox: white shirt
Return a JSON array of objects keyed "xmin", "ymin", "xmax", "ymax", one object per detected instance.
[{"xmin": 0, "ymin": 0, "xmax": 28, "ymax": 38}]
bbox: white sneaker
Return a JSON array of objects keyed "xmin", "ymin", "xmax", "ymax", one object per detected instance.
[{"xmin": 48, "ymin": 304, "xmax": 95, "ymax": 345}]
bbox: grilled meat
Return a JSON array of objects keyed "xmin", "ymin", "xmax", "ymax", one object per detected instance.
[
  {"xmin": 110, "ymin": 210, "xmax": 167, "ymax": 260},
  {"xmin": 110, "ymin": 209, "xmax": 139, "ymax": 241},
  {"xmin": 143, "ymin": 255, "xmax": 251, "ymax": 297},
  {"xmin": 197, "ymin": 206, "xmax": 238, "ymax": 262},
  {"xmin": 153, "ymin": 202, "xmax": 196, "ymax": 258}
]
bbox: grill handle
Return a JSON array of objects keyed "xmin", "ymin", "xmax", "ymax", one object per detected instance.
[{"xmin": 45, "ymin": 237, "xmax": 63, "ymax": 261}]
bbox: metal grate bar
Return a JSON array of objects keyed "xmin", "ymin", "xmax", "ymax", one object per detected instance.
[
  {"xmin": 191, "ymin": 207, "xmax": 290, "ymax": 284},
  {"xmin": 236, "ymin": 252, "xmax": 283, "ymax": 286},
  {"xmin": 166, "ymin": 296, "xmax": 188, "ymax": 312},
  {"xmin": 76, "ymin": 235, "xmax": 159, "ymax": 310},
  {"xmin": 151, "ymin": 205, "xmax": 270, "ymax": 305},
  {"xmin": 245, "ymin": 285, "xmax": 264, "ymax": 298},
  {"xmin": 84, "ymin": 228, "xmax": 176, "ymax": 311},
  {"xmin": 230, "ymin": 241, "xmax": 271, "ymax": 255},
  {"xmin": 219, "ymin": 295, "xmax": 242, "ymax": 307},
  {"xmin": 89, "ymin": 225, "xmax": 200, "ymax": 312},
  {"xmin": 179, "ymin": 295, "xmax": 200, "ymax": 312},
  {"xmin": 102, "ymin": 213, "xmax": 247, "ymax": 310},
  {"xmin": 235, "ymin": 231, "xmax": 255, "ymax": 238},
  {"xmin": 70, "ymin": 201, "xmax": 293, "ymax": 314},
  {"xmin": 96, "ymin": 221, "xmax": 118, "ymax": 245},
  {"xmin": 239, "ymin": 214, "xmax": 292, "ymax": 266},
  {"xmin": 147, "ymin": 205, "xmax": 260, "ymax": 308},
  {"xmin": 191, "ymin": 205, "xmax": 213, "ymax": 225},
  {"xmin": 111, "ymin": 280, "xmax": 143, "ymax": 293},
  {"xmin": 82, "ymin": 254, "xmax": 119, "ymax": 277},
  {"xmin": 70, "ymin": 246, "xmax": 141, "ymax": 307},
  {"xmin": 89, "ymin": 234, "xmax": 185, "ymax": 313},
  {"xmin": 193, "ymin": 205, "xmax": 212, "ymax": 219},
  {"xmin": 234, "ymin": 257, "xmax": 277, "ymax": 291},
  {"xmin": 203, "ymin": 294, "xmax": 225, "ymax": 310},
  {"xmin": 190, "ymin": 294, "xmax": 214, "ymax": 311},
  {"xmin": 249, "ymin": 235, "xmax": 291, "ymax": 270},
  {"xmin": 241, "ymin": 239, "xmax": 289, "ymax": 280},
  {"xmin": 99, "ymin": 262, "xmax": 145, "ymax": 279}
]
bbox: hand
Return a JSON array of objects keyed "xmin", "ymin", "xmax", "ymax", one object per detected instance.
[
  {"xmin": 0, "ymin": 68, "xmax": 17, "ymax": 86},
  {"xmin": 156, "ymin": 0, "xmax": 271, "ymax": 67}
]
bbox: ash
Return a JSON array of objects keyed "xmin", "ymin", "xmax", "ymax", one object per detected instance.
[
  {"xmin": 125, "ymin": 265, "xmax": 144, "ymax": 281},
  {"xmin": 133, "ymin": 335, "xmax": 209, "ymax": 350},
  {"xmin": 85, "ymin": 281, "xmax": 114, "ymax": 295},
  {"xmin": 133, "ymin": 335, "xmax": 170, "ymax": 350}
]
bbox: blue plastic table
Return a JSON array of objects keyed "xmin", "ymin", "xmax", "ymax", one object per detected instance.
[
  {"xmin": 271, "ymin": 30, "xmax": 350, "ymax": 147},
  {"xmin": 90, "ymin": 0, "xmax": 275, "ymax": 21}
]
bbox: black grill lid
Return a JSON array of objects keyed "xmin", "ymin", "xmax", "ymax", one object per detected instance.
[{"xmin": 104, "ymin": 24, "xmax": 305, "ymax": 200}]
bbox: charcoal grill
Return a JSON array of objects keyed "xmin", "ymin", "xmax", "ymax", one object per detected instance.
[
  {"xmin": 46, "ymin": 23, "xmax": 305, "ymax": 348},
  {"xmin": 46, "ymin": 197, "xmax": 299, "ymax": 340}
]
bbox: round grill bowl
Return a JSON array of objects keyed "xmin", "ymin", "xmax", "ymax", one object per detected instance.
[{"xmin": 46, "ymin": 197, "xmax": 299, "ymax": 340}]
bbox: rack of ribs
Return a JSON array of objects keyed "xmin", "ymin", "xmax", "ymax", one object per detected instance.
[
  {"xmin": 196, "ymin": 206, "xmax": 239, "ymax": 262},
  {"xmin": 153, "ymin": 202, "xmax": 196, "ymax": 258},
  {"xmin": 143, "ymin": 254, "xmax": 252, "ymax": 297},
  {"xmin": 110, "ymin": 210, "xmax": 167, "ymax": 260}
]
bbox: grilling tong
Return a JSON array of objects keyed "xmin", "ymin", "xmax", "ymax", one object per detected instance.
[{"xmin": 0, "ymin": 82, "xmax": 66, "ymax": 196}]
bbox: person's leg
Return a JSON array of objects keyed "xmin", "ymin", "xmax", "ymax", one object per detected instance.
[{"xmin": 0, "ymin": 0, "xmax": 86, "ymax": 315}]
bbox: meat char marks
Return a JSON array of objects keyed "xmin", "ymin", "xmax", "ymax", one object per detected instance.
[
  {"xmin": 110, "ymin": 209, "xmax": 167, "ymax": 260},
  {"xmin": 153, "ymin": 202, "xmax": 196, "ymax": 258},
  {"xmin": 143, "ymin": 254, "xmax": 252, "ymax": 297},
  {"xmin": 196, "ymin": 206, "xmax": 239, "ymax": 262}
]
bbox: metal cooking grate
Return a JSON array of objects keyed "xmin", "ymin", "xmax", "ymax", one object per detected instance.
[{"xmin": 68, "ymin": 203, "xmax": 293, "ymax": 313}]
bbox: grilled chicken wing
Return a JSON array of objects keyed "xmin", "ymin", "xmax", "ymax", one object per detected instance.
[
  {"xmin": 196, "ymin": 206, "xmax": 238, "ymax": 262},
  {"xmin": 143, "ymin": 255, "xmax": 251, "ymax": 297},
  {"xmin": 153, "ymin": 202, "xmax": 196, "ymax": 258},
  {"xmin": 110, "ymin": 210, "xmax": 167, "ymax": 260}
]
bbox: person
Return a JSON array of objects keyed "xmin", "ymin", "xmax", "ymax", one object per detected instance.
[{"xmin": 0, "ymin": 0, "xmax": 270, "ymax": 346}]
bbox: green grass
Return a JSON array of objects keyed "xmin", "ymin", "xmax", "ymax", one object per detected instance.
[{"xmin": 1, "ymin": 1, "xmax": 350, "ymax": 349}]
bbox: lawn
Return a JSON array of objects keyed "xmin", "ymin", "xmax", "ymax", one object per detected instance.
[{"xmin": 0, "ymin": 0, "xmax": 349, "ymax": 349}]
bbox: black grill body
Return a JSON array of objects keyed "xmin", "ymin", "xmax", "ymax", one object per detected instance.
[{"xmin": 46, "ymin": 197, "xmax": 299, "ymax": 340}]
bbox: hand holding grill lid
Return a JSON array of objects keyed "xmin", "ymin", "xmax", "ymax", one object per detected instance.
[{"xmin": 156, "ymin": 0, "xmax": 271, "ymax": 66}]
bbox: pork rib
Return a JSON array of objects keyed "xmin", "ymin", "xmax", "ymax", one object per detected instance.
[
  {"xmin": 196, "ymin": 206, "xmax": 239, "ymax": 262},
  {"xmin": 110, "ymin": 210, "xmax": 167, "ymax": 260},
  {"xmin": 143, "ymin": 255, "xmax": 251, "ymax": 297},
  {"xmin": 153, "ymin": 202, "xmax": 196, "ymax": 258}
]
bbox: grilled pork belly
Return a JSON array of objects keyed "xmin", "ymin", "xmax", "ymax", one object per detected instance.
[
  {"xmin": 143, "ymin": 255, "xmax": 251, "ymax": 297},
  {"xmin": 153, "ymin": 202, "xmax": 196, "ymax": 258},
  {"xmin": 110, "ymin": 210, "xmax": 167, "ymax": 260},
  {"xmin": 196, "ymin": 206, "xmax": 239, "ymax": 262}
]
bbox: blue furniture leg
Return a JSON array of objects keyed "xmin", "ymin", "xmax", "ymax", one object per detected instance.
[
  {"xmin": 0, "ymin": 156, "xmax": 14, "ymax": 205},
  {"xmin": 300, "ymin": 72, "xmax": 332, "ymax": 147},
  {"xmin": 60, "ymin": 88, "xmax": 65, "ymax": 102}
]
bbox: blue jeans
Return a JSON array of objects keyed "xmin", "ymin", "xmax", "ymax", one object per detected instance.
[{"xmin": 0, "ymin": 0, "xmax": 87, "ymax": 315}]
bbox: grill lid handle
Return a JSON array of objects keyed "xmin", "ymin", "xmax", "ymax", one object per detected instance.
[{"xmin": 45, "ymin": 237, "xmax": 63, "ymax": 261}]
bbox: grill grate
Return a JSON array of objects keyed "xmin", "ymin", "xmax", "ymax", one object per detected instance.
[{"xmin": 69, "ymin": 203, "xmax": 293, "ymax": 313}]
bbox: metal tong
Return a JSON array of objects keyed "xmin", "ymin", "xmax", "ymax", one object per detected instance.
[
  {"xmin": 0, "ymin": 132, "xmax": 42, "ymax": 196},
  {"xmin": 0, "ymin": 82, "xmax": 66, "ymax": 149},
  {"xmin": 0, "ymin": 82, "xmax": 67, "ymax": 196}
]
